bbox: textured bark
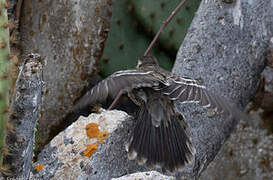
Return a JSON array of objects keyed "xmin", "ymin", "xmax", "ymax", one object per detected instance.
[
  {"xmin": 19, "ymin": 0, "xmax": 112, "ymax": 147},
  {"xmin": 172, "ymin": 0, "xmax": 272, "ymax": 178},
  {"xmin": 2, "ymin": 54, "xmax": 43, "ymax": 178},
  {"xmin": 199, "ymin": 112, "xmax": 273, "ymax": 180}
]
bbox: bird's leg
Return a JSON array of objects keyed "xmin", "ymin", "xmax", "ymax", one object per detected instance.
[{"xmin": 108, "ymin": 90, "xmax": 123, "ymax": 110}]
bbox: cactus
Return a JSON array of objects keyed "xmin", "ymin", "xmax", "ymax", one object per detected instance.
[
  {"xmin": 99, "ymin": 0, "xmax": 173, "ymax": 77},
  {"xmin": 129, "ymin": 0, "xmax": 200, "ymax": 53},
  {"xmin": 0, "ymin": 0, "xmax": 10, "ymax": 163}
]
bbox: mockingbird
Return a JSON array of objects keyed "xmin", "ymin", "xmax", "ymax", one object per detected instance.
[{"xmin": 75, "ymin": 55, "xmax": 246, "ymax": 172}]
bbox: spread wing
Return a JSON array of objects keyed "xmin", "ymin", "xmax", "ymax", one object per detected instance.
[
  {"xmin": 155, "ymin": 76, "xmax": 247, "ymax": 120},
  {"xmin": 74, "ymin": 69, "xmax": 161, "ymax": 110}
]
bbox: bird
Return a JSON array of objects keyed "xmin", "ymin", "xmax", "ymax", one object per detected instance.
[{"xmin": 75, "ymin": 55, "xmax": 246, "ymax": 172}]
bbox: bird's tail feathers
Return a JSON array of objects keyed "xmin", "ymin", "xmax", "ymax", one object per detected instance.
[{"xmin": 126, "ymin": 105, "xmax": 195, "ymax": 172}]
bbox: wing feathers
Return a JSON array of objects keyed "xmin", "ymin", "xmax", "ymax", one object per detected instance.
[
  {"xmin": 74, "ymin": 70, "xmax": 161, "ymax": 110},
  {"xmin": 156, "ymin": 76, "xmax": 245, "ymax": 119}
]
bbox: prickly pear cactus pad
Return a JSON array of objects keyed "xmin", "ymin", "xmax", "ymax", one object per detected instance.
[
  {"xmin": 0, "ymin": 0, "xmax": 10, "ymax": 161},
  {"xmin": 100, "ymin": 0, "xmax": 173, "ymax": 77},
  {"xmin": 130, "ymin": 0, "xmax": 200, "ymax": 52}
]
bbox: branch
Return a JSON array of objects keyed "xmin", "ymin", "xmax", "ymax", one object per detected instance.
[
  {"xmin": 173, "ymin": 0, "xmax": 272, "ymax": 178},
  {"xmin": 2, "ymin": 54, "xmax": 43, "ymax": 178}
]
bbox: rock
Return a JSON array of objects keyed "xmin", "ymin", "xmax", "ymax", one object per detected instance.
[
  {"xmin": 31, "ymin": 109, "xmax": 129, "ymax": 179},
  {"xmin": 77, "ymin": 114, "xmax": 147, "ymax": 180},
  {"xmin": 112, "ymin": 171, "xmax": 175, "ymax": 180}
]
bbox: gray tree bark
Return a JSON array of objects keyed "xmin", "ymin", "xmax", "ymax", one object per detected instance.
[
  {"xmin": 172, "ymin": 0, "xmax": 272, "ymax": 177},
  {"xmin": 19, "ymin": 0, "xmax": 112, "ymax": 147},
  {"xmin": 2, "ymin": 54, "xmax": 43, "ymax": 179}
]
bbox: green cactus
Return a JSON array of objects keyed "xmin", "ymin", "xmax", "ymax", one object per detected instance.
[
  {"xmin": 0, "ymin": 0, "xmax": 10, "ymax": 163},
  {"xmin": 99, "ymin": 0, "xmax": 173, "ymax": 78},
  {"xmin": 129, "ymin": 0, "xmax": 200, "ymax": 52}
]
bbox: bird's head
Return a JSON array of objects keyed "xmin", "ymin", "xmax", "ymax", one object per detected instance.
[{"xmin": 137, "ymin": 55, "xmax": 159, "ymax": 68}]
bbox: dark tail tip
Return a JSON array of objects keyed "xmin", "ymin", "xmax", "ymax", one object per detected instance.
[{"xmin": 126, "ymin": 106, "xmax": 195, "ymax": 172}]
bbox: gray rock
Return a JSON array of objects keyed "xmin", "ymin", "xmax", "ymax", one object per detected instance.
[
  {"xmin": 31, "ymin": 109, "xmax": 129, "ymax": 180},
  {"xmin": 77, "ymin": 114, "xmax": 148, "ymax": 180},
  {"xmin": 111, "ymin": 171, "xmax": 175, "ymax": 180},
  {"xmin": 19, "ymin": 0, "xmax": 112, "ymax": 147}
]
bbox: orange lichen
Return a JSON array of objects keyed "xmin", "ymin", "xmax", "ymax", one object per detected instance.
[
  {"xmin": 97, "ymin": 131, "xmax": 109, "ymax": 143},
  {"xmin": 85, "ymin": 123, "xmax": 110, "ymax": 143},
  {"xmin": 35, "ymin": 164, "xmax": 44, "ymax": 172},
  {"xmin": 83, "ymin": 144, "xmax": 98, "ymax": 157},
  {"xmin": 85, "ymin": 123, "xmax": 100, "ymax": 138}
]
